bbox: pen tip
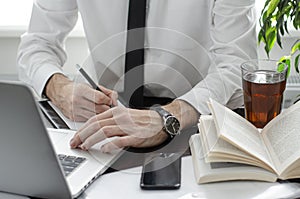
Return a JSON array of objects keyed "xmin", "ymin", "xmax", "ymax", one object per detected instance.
[{"xmin": 75, "ymin": 64, "xmax": 81, "ymax": 70}]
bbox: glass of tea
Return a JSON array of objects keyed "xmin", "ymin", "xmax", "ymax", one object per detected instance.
[{"xmin": 241, "ymin": 59, "xmax": 288, "ymax": 128}]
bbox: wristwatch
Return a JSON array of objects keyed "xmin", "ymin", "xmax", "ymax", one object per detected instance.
[{"xmin": 151, "ymin": 106, "xmax": 181, "ymax": 138}]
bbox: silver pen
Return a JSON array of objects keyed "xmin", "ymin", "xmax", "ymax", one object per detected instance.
[{"xmin": 76, "ymin": 64, "xmax": 113, "ymax": 107}]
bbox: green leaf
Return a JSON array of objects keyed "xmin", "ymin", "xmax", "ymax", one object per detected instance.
[
  {"xmin": 295, "ymin": 54, "xmax": 300, "ymax": 73},
  {"xmin": 284, "ymin": 21, "xmax": 289, "ymax": 33},
  {"xmin": 267, "ymin": 0, "xmax": 280, "ymax": 17},
  {"xmin": 258, "ymin": 0, "xmax": 300, "ymax": 65},
  {"xmin": 293, "ymin": 19, "xmax": 298, "ymax": 29},
  {"xmin": 279, "ymin": 23, "xmax": 285, "ymax": 36},
  {"xmin": 291, "ymin": 41, "xmax": 300, "ymax": 54},
  {"xmin": 277, "ymin": 62, "xmax": 286, "ymax": 72},
  {"xmin": 277, "ymin": 30, "xmax": 282, "ymax": 48},
  {"xmin": 258, "ymin": 31, "xmax": 264, "ymax": 44},
  {"xmin": 266, "ymin": 27, "xmax": 277, "ymax": 52},
  {"xmin": 264, "ymin": 45, "xmax": 271, "ymax": 57},
  {"xmin": 261, "ymin": 0, "xmax": 271, "ymax": 16},
  {"xmin": 262, "ymin": 10, "xmax": 269, "ymax": 23},
  {"xmin": 278, "ymin": 56, "xmax": 291, "ymax": 77}
]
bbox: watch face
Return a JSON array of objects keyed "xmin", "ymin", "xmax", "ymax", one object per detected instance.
[{"xmin": 165, "ymin": 116, "xmax": 180, "ymax": 136}]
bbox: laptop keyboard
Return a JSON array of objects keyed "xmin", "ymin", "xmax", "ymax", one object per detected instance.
[{"xmin": 58, "ymin": 154, "xmax": 86, "ymax": 176}]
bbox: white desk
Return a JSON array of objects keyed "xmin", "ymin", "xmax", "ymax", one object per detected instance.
[
  {"xmin": 83, "ymin": 156, "xmax": 300, "ymax": 199},
  {"xmin": 0, "ymin": 77, "xmax": 300, "ymax": 199},
  {"xmin": 1, "ymin": 156, "xmax": 300, "ymax": 199}
]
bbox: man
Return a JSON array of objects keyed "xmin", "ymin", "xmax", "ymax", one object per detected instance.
[{"xmin": 17, "ymin": 0, "xmax": 257, "ymax": 152}]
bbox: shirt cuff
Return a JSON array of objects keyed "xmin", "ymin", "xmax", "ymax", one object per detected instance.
[
  {"xmin": 32, "ymin": 64, "xmax": 63, "ymax": 97},
  {"xmin": 177, "ymin": 88, "xmax": 217, "ymax": 115}
]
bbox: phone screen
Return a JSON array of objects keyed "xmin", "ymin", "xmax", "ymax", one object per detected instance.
[{"xmin": 140, "ymin": 153, "xmax": 181, "ymax": 190}]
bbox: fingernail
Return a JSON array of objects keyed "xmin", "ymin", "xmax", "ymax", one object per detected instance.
[
  {"xmin": 70, "ymin": 139, "xmax": 75, "ymax": 148},
  {"xmin": 100, "ymin": 145, "xmax": 108, "ymax": 153},
  {"xmin": 80, "ymin": 144, "xmax": 88, "ymax": 151}
]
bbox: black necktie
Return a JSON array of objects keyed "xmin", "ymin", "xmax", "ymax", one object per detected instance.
[{"xmin": 123, "ymin": 0, "xmax": 146, "ymax": 108}]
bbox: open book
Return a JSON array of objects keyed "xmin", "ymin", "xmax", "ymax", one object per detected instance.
[{"xmin": 189, "ymin": 98, "xmax": 300, "ymax": 184}]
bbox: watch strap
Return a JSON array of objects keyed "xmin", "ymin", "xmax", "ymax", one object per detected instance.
[
  {"xmin": 150, "ymin": 105, "xmax": 180, "ymax": 138},
  {"xmin": 152, "ymin": 106, "xmax": 171, "ymax": 118}
]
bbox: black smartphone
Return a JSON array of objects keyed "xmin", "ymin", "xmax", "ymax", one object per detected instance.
[{"xmin": 140, "ymin": 153, "xmax": 181, "ymax": 190}]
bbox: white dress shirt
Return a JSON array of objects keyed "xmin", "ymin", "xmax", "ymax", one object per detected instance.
[{"xmin": 17, "ymin": 0, "xmax": 257, "ymax": 114}]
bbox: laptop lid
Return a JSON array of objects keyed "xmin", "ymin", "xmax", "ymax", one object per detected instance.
[{"xmin": 0, "ymin": 82, "xmax": 72, "ymax": 199}]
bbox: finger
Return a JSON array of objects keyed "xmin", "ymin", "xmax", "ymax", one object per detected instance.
[
  {"xmin": 75, "ymin": 103, "xmax": 110, "ymax": 116},
  {"xmin": 98, "ymin": 85, "xmax": 113, "ymax": 96},
  {"xmin": 111, "ymin": 91, "xmax": 118, "ymax": 106},
  {"xmin": 70, "ymin": 118, "xmax": 114, "ymax": 148},
  {"xmin": 76, "ymin": 111, "xmax": 112, "ymax": 132},
  {"xmin": 83, "ymin": 86, "xmax": 111, "ymax": 105},
  {"xmin": 94, "ymin": 90, "xmax": 112, "ymax": 105},
  {"xmin": 100, "ymin": 136, "xmax": 134, "ymax": 153},
  {"xmin": 87, "ymin": 108, "xmax": 114, "ymax": 122},
  {"xmin": 113, "ymin": 100, "xmax": 118, "ymax": 107},
  {"xmin": 80, "ymin": 118, "xmax": 115, "ymax": 141},
  {"xmin": 74, "ymin": 106, "xmax": 121, "ymax": 135},
  {"xmin": 94, "ymin": 104, "xmax": 110, "ymax": 113},
  {"xmin": 98, "ymin": 85, "xmax": 118, "ymax": 106},
  {"xmin": 74, "ymin": 94, "xmax": 111, "ymax": 114},
  {"xmin": 76, "ymin": 114, "xmax": 101, "ymax": 133},
  {"xmin": 70, "ymin": 119, "xmax": 97, "ymax": 148},
  {"xmin": 73, "ymin": 97, "xmax": 98, "ymax": 113},
  {"xmin": 70, "ymin": 115, "xmax": 89, "ymax": 123},
  {"xmin": 93, "ymin": 106, "xmax": 127, "ymax": 122},
  {"xmin": 70, "ymin": 134, "xmax": 83, "ymax": 149},
  {"xmin": 80, "ymin": 126, "xmax": 125, "ymax": 150},
  {"xmin": 71, "ymin": 107, "xmax": 97, "ymax": 121}
]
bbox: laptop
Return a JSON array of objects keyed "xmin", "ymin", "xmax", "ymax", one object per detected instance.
[{"xmin": 0, "ymin": 82, "xmax": 124, "ymax": 199}]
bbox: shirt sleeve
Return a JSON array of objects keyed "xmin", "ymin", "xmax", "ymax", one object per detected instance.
[
  {"xmin": 178, "ymin": 0, "xmax": 257, "ymax": 115},
  {"xmin": 17, "ymin": 0, "xmax": 78, "ymax": 96}
]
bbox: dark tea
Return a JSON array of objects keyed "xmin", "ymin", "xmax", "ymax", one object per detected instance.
[{"xmin": 242, "ymin": 71, "xmax": 286, "ymax": 128}]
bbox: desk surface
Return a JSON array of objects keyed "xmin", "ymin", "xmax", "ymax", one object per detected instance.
[
  {"xmin": 83, "ymin": 156, "xmax": 300, "ymax": 199},
  {"xmin": 1, "ymin": 77, "xmax": 300, "ymax": 199},
  {"xmin": 1, "ymin": 156, "xmax": 300, "ymax": 199}
]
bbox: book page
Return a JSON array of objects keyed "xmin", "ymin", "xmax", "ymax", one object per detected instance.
[
  {"xmin": 189, "ymin": 134, "xmax": 277, "ymax": 184},
  {"xmin": 199, "ymin": 115, "xmax": 256, "ymax": 161},
  {"xmin": 261, "ymin": 101, "xmax": 300, "ymax": 175},
  {"xmin": 209, "ymin": 99, "xmax": 275, "ymax": 171}
]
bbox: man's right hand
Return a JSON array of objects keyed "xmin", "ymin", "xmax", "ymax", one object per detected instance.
[{"xmin": 45, "ymin": 73, "xmax": 118, "ymax": 122}]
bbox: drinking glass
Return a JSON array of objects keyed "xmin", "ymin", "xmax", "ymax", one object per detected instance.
[{"xmin": 241, "ymin": 59, "xmax": 288, "ymax": 128}]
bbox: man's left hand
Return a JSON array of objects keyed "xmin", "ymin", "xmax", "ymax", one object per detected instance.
[{"xmin": 69, "ymin": 107, "xmax": 168, "ymax": 152}]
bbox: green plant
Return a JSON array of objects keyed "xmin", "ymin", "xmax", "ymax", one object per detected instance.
[{"xmin": 258, "ymin": 0, "xmax": 300, "ymax": 73}]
